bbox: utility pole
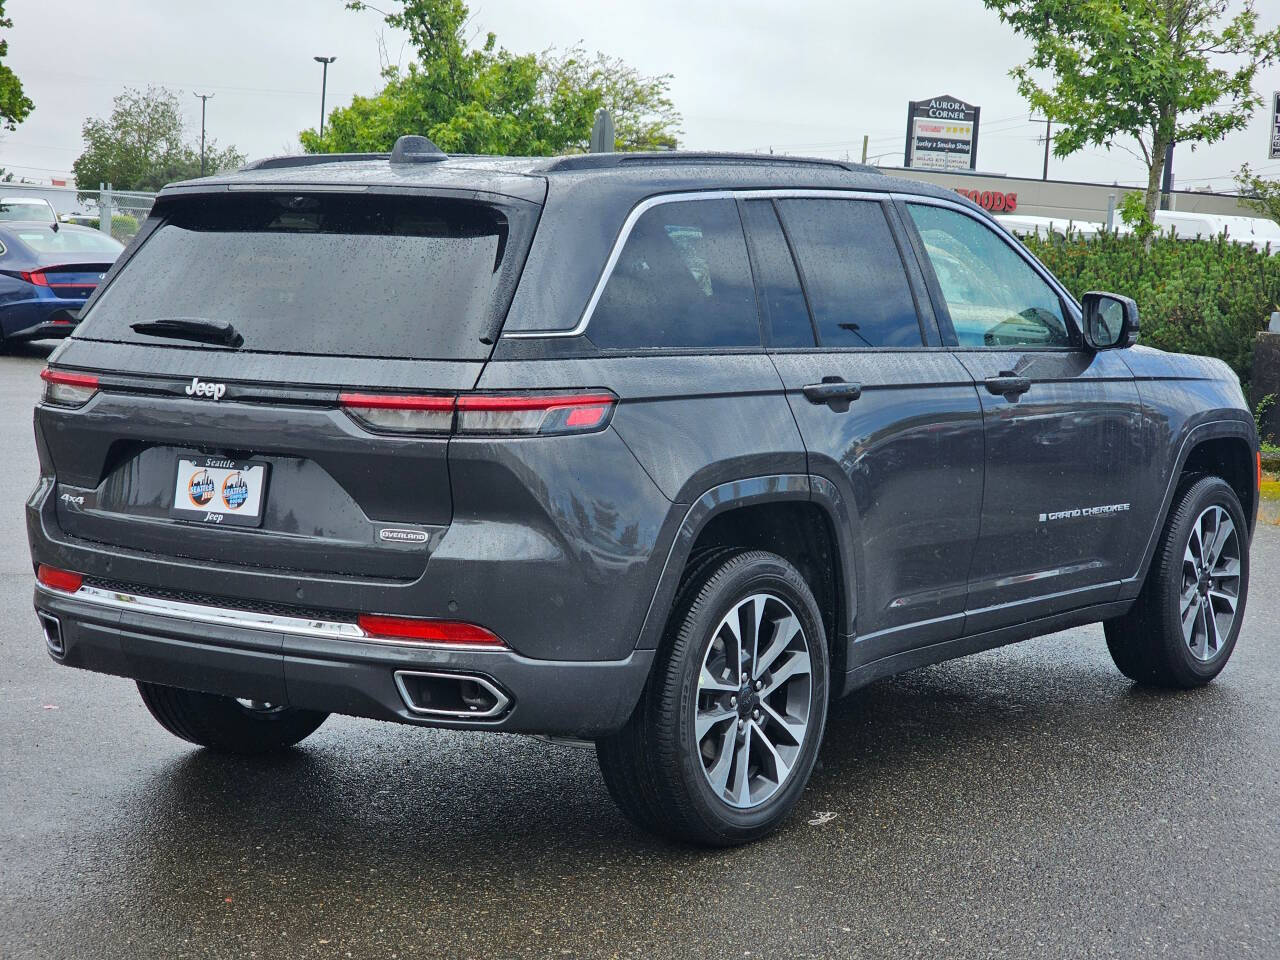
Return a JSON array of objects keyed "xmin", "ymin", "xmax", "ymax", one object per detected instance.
[
  {"xmin": 194, "ymin": 93, "xmax": 213, "ymax": 176},
  {"xmin": 1160, "ymin": 141, "xmax": 1175, "ymax": 211},
  {"xmin": 1041, "ymin": 117, "xmax": 1051, "ymax": 181},
  {"xmin": 861, "ymin": 134, "xmax": 869, "ymax": 164},
  {"xmin": 314, "ymin": 56, "xmax": 337, "ymax": 138}
]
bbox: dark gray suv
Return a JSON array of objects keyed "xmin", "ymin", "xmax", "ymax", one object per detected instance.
[{"xmin": 27, "ymin": 139, "xmax": 1259, "ymax": 845}]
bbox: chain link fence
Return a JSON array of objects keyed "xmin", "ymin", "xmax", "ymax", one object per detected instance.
[{"xmin": 0, "ymin": 183, "xmax": 156, "ymax": 242}]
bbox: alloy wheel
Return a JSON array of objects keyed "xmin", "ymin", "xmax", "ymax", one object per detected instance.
[
  {"xmin": 1180, "ymin": 504, "xmax": 1241, "ymax": 662},
  {"xmin": 694, "ymin": 593, "xmax": 813, "ymax": 809}
]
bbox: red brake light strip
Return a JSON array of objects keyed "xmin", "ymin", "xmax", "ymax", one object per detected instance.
[{"xmin": 40, "ymin": 369, "xmax": 100, "ymax": 390}]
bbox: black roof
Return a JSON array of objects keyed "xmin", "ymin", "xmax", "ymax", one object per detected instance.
[{"xmin": 160, "ymin": 149, "xmax": 960, "ymax": 207}]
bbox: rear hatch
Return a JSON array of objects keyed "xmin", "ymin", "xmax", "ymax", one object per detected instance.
[{"xmin": 40, "ymin": 186, "xmax": 540, "ymax": 582}]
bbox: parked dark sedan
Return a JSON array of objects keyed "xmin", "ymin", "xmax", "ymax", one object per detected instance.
[{"xmin": 0, "ymin": 222, "xmax": 123, "ymax": 346}]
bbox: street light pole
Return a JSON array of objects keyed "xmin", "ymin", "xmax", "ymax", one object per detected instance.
[
  {"xmin": 194, "ymin": 93, "xmax": 213, "ymax": 176},
  {"xmin": 314, "ymin": 56, "xmax": 337, "ymax": 139}
]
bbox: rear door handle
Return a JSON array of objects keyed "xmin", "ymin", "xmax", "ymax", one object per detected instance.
[
  {"xmin": 802, "ymin": 380, "xmax": 862, "ymax": 405},
  {"xmin": 983, "ymin": 373, "xmax": 1031, "ymax": 399}
]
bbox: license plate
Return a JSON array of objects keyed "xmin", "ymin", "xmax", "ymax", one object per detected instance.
[{"xmin": 170, "ymin": 457, "xmax": 269, "ymax": 527}]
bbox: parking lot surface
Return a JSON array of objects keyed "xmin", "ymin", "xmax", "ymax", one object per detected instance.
[{"xmin": 1, "ymin": 345, "xmax": 1277, "ymax": 959}]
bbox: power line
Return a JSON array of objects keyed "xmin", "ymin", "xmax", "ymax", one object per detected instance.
[{"xmin": 27, "ymin": 68, "xmax": 319, "ymax": 99}]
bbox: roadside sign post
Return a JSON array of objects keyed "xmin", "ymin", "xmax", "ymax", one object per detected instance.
[
  {"xmin": 903, "ymin": 95, "xmax": 981, "ymax": 171},
  {"xmin": 1270, "ymin": 91, "xmax": 1280, "ymax": 160}
]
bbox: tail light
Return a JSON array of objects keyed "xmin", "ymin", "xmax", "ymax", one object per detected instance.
[
  {"xmin": 36, "ymin": 564, "xmax": 83, "ymax": 593},
  {"xmin": 356, "ymin": 614, "xmax": 505, "ymax": 646},
  {"xmin": 338, "ymin": 392, "xmax": 454, "ymax": 435},
  {"xmin": 40, "ymin": 368, "xmax": 99, "ymax": 408},
  {"xmin": 339, "ymin": 390, "xmax": 617, "ymax": 437},
  {"xmin": 20, "ymin": 269, "xmax": 48, "ymax": 287},
  {"xmin": 455, "ymin": 393, "xmax": 616, "ymax": 435}
]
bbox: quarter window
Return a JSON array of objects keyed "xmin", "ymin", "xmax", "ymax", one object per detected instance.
[
  {"xmin": 588, "ymin": 198, "xmax": 760, "ymax": 350},
  {"xmin": 775, "ymin": 198, "xmax": 922, "ymax": 348},
  {"xmin": 906, "ymin": 204, "xmax": 1072, "ymax": 348}
]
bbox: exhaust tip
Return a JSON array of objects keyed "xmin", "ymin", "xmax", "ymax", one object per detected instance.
[
  {"xmin": 37, "ymin": 612, "xmax": 65, "ymax": 659},
  {"xmin": 393, "ymin": 670, "xmax": 511, "ymax": 720}
]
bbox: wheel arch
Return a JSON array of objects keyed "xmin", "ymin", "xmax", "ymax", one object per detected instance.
[
  {"xmin": 1121, "ymin": 419, "xmax": 1258, "ymax": 600},
  {"xmin": 633, "ymin": 476, "xmax": 859, "ymax": 679}
]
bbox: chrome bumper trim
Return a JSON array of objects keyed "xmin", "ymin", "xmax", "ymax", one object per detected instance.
[{"xmin": 35, "ymin": 582, "xmax": 497, "ymax": 650}]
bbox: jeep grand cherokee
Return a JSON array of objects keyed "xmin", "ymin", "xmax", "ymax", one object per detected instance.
[{"xmin": 27, "ymin": 137, "xmax": 1258, "ymax": 845}]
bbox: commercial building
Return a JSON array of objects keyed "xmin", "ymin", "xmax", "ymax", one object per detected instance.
[{"xmin": 885, "ymin": 165, "xmax": 1259, "ymax": 224}]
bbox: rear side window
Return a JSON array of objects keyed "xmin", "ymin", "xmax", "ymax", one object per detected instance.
[
  {"xmin": 588, "ymin": 198, "xmax": 759, "ymax": 350},
  {"xmin": 76, "ymin": 192, "xmax": 533, "ymax": 360},
  {"xmin": 776, "ymin": 198, "xmax": 922, "ymax": 348}
]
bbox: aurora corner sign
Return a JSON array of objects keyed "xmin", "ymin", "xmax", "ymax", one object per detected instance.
[
  {"xmin": 904, "ymin": 95, "xmax": 980, "ymax": 171},
  {"xmin": 1270, "ymin": 91, "xmax": 1280, "ymax": 160}
]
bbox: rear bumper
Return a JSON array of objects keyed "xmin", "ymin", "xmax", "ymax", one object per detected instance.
[
  {"xmin": 2, "ymin": 298, "xmax": 83, "ymax": 339},
  {"xmin": 34, "ymin": 583, "xmax": 653, "ymax": 738}
]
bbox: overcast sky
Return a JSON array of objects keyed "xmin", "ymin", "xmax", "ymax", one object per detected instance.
[{"xmin": 4, "ymin": 0, "xmax": 1279, "ymax": 191}]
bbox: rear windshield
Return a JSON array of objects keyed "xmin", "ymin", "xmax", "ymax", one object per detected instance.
[
  {"xmin": 0, "ymin": 200, "xmax": 54, "ymax": 222},
  {"xmin": 75, "ymin": 192, "xmax": 533, "ymax": 360},
  {"xmin": 16, "ymin": 227, "xmax": 123, "ymax": 255}
]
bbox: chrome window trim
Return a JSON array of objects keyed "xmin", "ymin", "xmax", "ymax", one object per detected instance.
[
  {"xmin": 892, "ymin": 192, "xmax": 1083, "ymax": 318},
  {"xmin": 36, "ymin": 581, "xmax": 502, "ymax": 651},
  {"xmin": 501, "ymin": 188, "xmax": 892, "ymax": 340}
]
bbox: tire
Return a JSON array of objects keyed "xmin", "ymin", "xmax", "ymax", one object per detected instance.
[
  {"xmin": 136, "ymin": 681, "xmax": 329, "ymax": 754},
  {"xmin": 597, "ymin": 550, "xmax": 830, "ymax": 846},
  {"xmin": 1104, "ymin": 475, "xmax": 1250, "ymax": 688}
]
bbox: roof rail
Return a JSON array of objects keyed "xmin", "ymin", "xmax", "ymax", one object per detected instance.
[
  {"xmin": 540, "ymin": 151, "xmax": 879, "ymax": 174},
  {"xmin": 240, "ymin": 152, "xmax": 390, "ymax": 171}
]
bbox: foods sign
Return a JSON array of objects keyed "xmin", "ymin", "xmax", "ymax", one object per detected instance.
[{"xmin": 904, "ymin": 95, "xmax": 980, "ymax": 171}]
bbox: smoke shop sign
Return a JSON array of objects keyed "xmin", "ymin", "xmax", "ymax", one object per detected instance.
[{"xmin": 905, "ymin": 95, "xmax": 980, "ymax": 171}]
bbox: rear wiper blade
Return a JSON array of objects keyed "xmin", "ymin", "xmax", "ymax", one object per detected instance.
[{"xmin": 130, "ymin": 317, "xmax": 243, "ymax": 348}]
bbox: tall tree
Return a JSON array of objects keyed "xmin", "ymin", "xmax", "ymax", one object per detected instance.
[
  {"xmin": 300, "ymin": 0, "xmax": 680, "ymax": 154},
  {"xmin": 72, "ymin": 86, "xmax": 245, "ymax": 197},
  {"xmin": 982, "ymin": 0, "xmax": 1280, "ymax": 225},
  {"xmin": 0, "ymin": 0, "xmax": 34, "ymax": 130}
]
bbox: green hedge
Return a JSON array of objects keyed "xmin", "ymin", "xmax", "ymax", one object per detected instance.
[
  {"xmin": 75, "ymin": 214, "xmax": 140, "ymax": 241},
  {"xmin": 1019, "ymin": 230, "xmax": 1280, "ymax": 390}
]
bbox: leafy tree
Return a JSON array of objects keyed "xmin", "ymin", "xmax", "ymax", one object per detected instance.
[
  {"xmin": 72, "ymin": 86, "xmax": 245, "ymax": 198},
  {"xmin": 983, "ymin": 0, "xmax": 1280, "ymax": 228},
  {"xmin": 1236, "ymin": 162, "xmax": 1280, "ymax": 224},
  {"xmin": 301, "ymin": 0, "xmax": 680, "ymax": 154},
  {"xmin": 0, "ymin": 1, "xmax": 33, "ymax": 131}
]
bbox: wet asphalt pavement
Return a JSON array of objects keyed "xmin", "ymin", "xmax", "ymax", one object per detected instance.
[{"xmin": 1, "ymin": 345, "xmax": 1277, "ymax": 959}]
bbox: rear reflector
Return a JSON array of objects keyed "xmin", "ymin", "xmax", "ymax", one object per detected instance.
[
  {"xmin": 356, "ymin": 614, "xmax": 505, "ymax": 646},
  {"xmin": 338, "ymin": 391, "xmax": 616, "ymax": 437},
  {"xmin": 36, "ymin": 564, "xmax": 83, "ymax": 593},
  {"xmin": 40, "ymin": 368, "xmax": 99, "ymax": 408}
]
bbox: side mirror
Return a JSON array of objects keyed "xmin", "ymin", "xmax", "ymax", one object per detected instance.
[{"xmin": 1081, "ymin": 291, "xmax": 1139, "ymax": 350}]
